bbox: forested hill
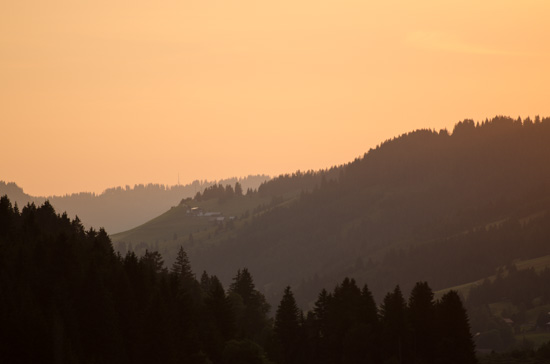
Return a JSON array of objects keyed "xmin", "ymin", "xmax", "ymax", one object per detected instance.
[
  {"xmin": 0, "ymin": 175, "xmax": 269, "ymax": 234},
  {"xmin": 190, "ymin": 116, "xmax": 550, "ymax": 304}
]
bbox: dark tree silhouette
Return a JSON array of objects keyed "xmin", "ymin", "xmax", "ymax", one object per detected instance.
[
  {"xmin": 274, "ymin": 286, "xmax": 301, "ymax": 364},
  {"xmin": 229, "ymin": 268, "xmax": 270, "ymax": 343},
  {"xmin": 435, "ymin": 291, "xmax": 477, "ymax": 364},
  {"xmin": 408, "ymin": 281, "xmax": 436, "ymax": 364},
  {"xmin": 379, "ymin": 285, "xmax": 410, "ymax": 364}
]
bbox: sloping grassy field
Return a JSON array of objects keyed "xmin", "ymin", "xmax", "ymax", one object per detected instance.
[
  {"xmin": 111, "ymin": 194, "xmax": 272, "ymax": 244},
  {"xmin": 435, "ymin": 254, "xmax": 550, "ymax": 300}
]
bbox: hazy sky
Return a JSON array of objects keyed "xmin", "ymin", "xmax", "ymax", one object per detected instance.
[{"xmin": 2, "ymin": 0, "xmax": 549, "ymax": 196}]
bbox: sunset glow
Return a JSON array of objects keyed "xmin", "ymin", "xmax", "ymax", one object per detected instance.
[{"xmin": 2, "ymin": 0, "xmax": 549, "ymax": 196}]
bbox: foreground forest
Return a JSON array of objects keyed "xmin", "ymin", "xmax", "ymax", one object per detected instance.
[{"xmin": 0, "ymin": 196, "xmax": 484, "ymax": 363}]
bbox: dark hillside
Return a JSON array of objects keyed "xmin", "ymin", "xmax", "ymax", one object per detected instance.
[{"xmin": 192, "ymin": 116, "xmax": 550, "ymax": 304}]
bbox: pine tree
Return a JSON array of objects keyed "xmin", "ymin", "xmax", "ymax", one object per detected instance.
[
  {"xmin": 202, "ymin": 275, "xmax": 236, "ymax": 363},
  {"xmin": 274, "ymin": 286, "xmax": 301, "ymax": 364},
  {"xmin": 235, "ymin": 182, "xmax": 243, "ymax": 196},
  {"xmin": 142, "ymin": 250, "xmax": 165, "ymax": 274},
  {"xmin": 334, "ymin": 279, "xmax": 378, "ymax": 364},
  {"xmin": 356, "ymin": 284, "xmax": 380, "ymax": 363},
  {"xmin": 200, "ymin": 271, "xmax": 212, "ymax": 293},
  {"xmin": 228, "ymin": 268, "xmax": 270, "ymax": 342},
  {"xmin": 229, "ymin": 268, "xmax": 256, "ymax": 306},
  {"xmin": 435, "ymin": 291, "xmax": 477, "ymax": 364},
  {"xmin": 408, "ymin": 281, "xmax": 436, "ymax": 364},
  {"xmin": 379, "ymin": 285, "xmax": 409, "ymax": 364},
  {"xmin": 206, "ymin": 275, "xmax": 235, "ymax": 340},
  {"xmin": 311, "ymin": 289, "xmax": 332, "ymax": 364},
  {"xmin": 360, "ymin": 284, "xmax": 378, "ymax": 326},
  {"xmin": 313, "ymin": 289, "xmax": 330, "ymax": 327},
  {"xmin": 172, "ymin": 246, "xmax": 194, "ymax": 282}
]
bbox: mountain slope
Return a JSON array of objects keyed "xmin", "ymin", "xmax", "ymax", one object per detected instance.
[{"xmin": 115, "ymin": 116, "xmax": 550, "ymax": 306}]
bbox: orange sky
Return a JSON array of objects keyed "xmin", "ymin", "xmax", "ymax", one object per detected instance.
[{"xmin": 2, "ymin": 0, "xmax": 550, "ymax": 196}]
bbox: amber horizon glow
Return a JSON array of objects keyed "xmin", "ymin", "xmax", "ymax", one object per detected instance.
[{"xmin": 2, "ymin": 1, "xmax": 550, "ymax": 196}]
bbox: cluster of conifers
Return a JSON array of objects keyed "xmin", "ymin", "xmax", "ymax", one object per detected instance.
[
  {"xmin": 0, "ymin": 196, "xmax": 475, "ymax": 364},
  {"xmin": 275, "ymin": 279, "xmax": 476, "ymax": 364}
]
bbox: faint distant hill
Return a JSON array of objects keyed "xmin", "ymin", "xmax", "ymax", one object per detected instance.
[{"xmin": 0, "ymin": 175, "xmax": 269, "ymax": 234}]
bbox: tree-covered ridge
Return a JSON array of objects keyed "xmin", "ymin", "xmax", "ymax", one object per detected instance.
[
  {"xmin": 195, "ymin": 116, "xmax": 550, "ymax": 305},
  {"xmin": 0, "ymin": 196, "xmax": 482, "ymax": 364}
]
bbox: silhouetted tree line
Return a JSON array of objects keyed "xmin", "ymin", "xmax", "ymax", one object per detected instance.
[
  {"xmin": 273, "ymin": 280, "xmax": 477, "ymax": 364},
  {"xmin": 194, "ymin": 182, "xmax": 247, "ymax": 203},
  {"xmin": 258, "ymin": 168, "xmax": 342, "ymax": 198},
  {"xmin": 0, "ymin": 196, "xmax": 478, "ymax": 364},
  {"xmin": 0, "ymin": 196, "xmax": 273, "ymax": 364}
]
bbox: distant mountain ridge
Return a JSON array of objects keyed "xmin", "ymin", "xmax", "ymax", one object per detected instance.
[{"xmin": 0, "ymin": 175, "xmax": 270, "ymax": 234}]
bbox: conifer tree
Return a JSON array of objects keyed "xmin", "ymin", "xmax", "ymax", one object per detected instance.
[
  {"xmin": 360, "ymin": 284, "xmax": 378, "ymax": 325},
  {"xmin": 200, "ymin": 271, "xmax": 212, "ymax": 293},
  {"xmin": 235, "ymin": 182, "xmax": 243, "ymax": 196},
  {"xmin": 274, "ymin": 286, "xmax": 301, "ymax": 364},
  {"xmin": 142, "ymin": 250, "xmax": 165, "ymax": 274},
  {"xmin": 379, "ymin": 285, "xmax": 409, "ymax": 364},
  {"xmin": 311, "ymin": 289, "xmax": 332, "ymax": 364},
  {"xmin": 228, "ymin": 268, "xmax": 270, "ymax": 342},
  {"xmin": 229, "ymin": 268, "xmax": 256, "ymax": 306},
  {"xmin": 435, "ymin": 291, "xmax": 477, "ymax": 364},
  {"xmin": 313, "ymin": 289, "xmax": 330, "ymax": 327},
  {"xmin": 172, "ymin": 246, "xmax": 194, "ymax": 282},
  {"xmin": 355, "ymin": 284, "xmax": 380, "ymax": 364},
  {"xmin": 409, "ymin": 281, "xmax": 436, "ymax": 364},
  {"xmin": 202, "ymin": 275, "xmax": 236, "ymax": 363},
  {"xmin": 206, "ymin": 275, "xmax": 235, "ymax": 340}
]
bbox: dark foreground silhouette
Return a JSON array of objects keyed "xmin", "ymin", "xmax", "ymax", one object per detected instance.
[{"xmin": 0, "ymin": 196, "xmax": 481, "ymax": 364}]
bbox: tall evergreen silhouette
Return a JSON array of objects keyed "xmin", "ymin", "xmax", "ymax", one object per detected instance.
[
  {"xmin": 274, "ymin": 286, "xmax": 301, "ymax": 364},
  {"xmin": 435, "ymin": 291, "xmax": 477, "ymax": 364},
  {"xmin": 228, "ymin": 268, "xmax": 270, "ymax": 343},
  {"xmin": 408, "ymin": 281, "xmax": 436, "ymax": 364},
  {"xmin": 380, "ymin": 285, "xmax": 410, "ymax": 364}
]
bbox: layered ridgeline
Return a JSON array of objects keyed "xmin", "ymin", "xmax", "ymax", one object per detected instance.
[
  {"xmin": 112, "ymin": 116, "xmax": 550, "ymax": 308},
  {"xmin": 0, "ymin": 196, "xmax": 480, "ymax": 364},
  {"xmin": 0, "ymin": 175, "xmax": 269, "ymax": 234}
]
